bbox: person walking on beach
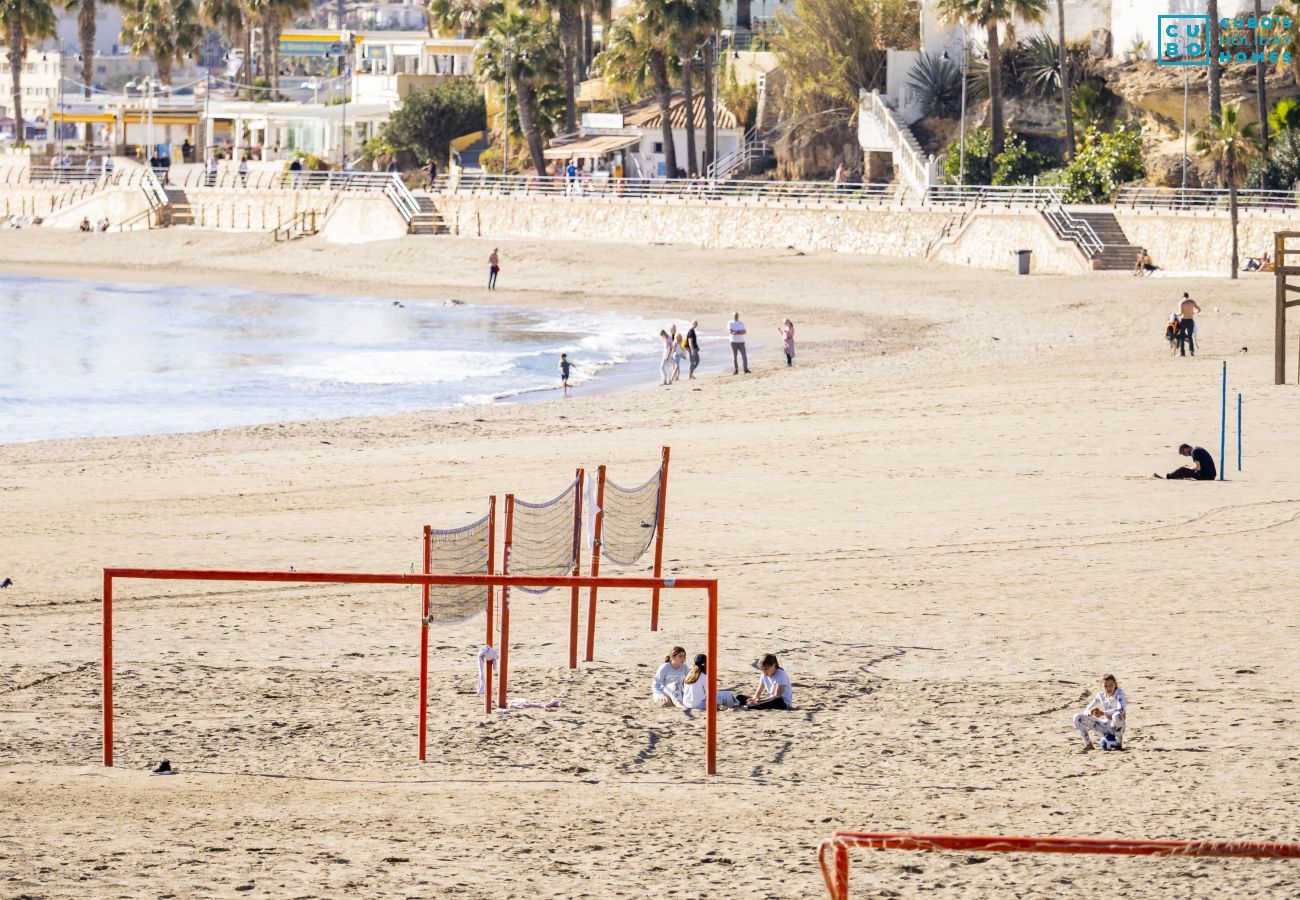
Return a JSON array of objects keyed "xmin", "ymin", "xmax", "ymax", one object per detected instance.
[
  {"xmin": 559, "ymin": 352, "xmax": 574, "ymax": 397},
  {"xmin": 488, "ymin": 249, "xmax": 500, "ymax": 290},
  {"xmin": 686, "ymin": 320, "xmax": 700, "ymax": 379},
  {"xmin": 729, "ymin": 312, "xmax": 750, "ymax": 374},
  {"xmin": 659, "ymin": 329, "xmax": 675, "ymax": 385},
  {"xmin": 1177, "ymin": 292, "xmax": 1200, "ymax": 357},
  {"xmin": 1073, "ymin": 674, "xmax": 1126, "ymax": 751},
  {"xmin": 669, "ymin": 324, "xmax": 683, "ymax": 383},
  {"xmin": 779, "ymin": 318, "xmax": 795, "ymax": 367},
  {"xmin": 1159, "ymin": 443, "xmax": 1217, "ymax": 480}
]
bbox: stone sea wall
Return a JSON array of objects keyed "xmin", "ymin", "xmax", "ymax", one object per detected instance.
[
  {"xmin": 1115, "ymin": 208, "xmax": 1300, "ymax": 275},
  {"xmin": 437, "ymin": 194, "xmax": 1085, "ymax": 274}
]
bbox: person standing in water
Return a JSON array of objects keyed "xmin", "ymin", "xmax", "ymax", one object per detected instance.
[
  {"xmin": 488, "ymin": 249, "xmax": 500, "ymax": 290},
  {"xmin": 559, "ymin": 353, "xmax": 574, "ymax": 397}
]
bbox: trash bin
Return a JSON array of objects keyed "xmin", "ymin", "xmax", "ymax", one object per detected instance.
[{"xmin": 1015, "ymin": 249, "xmax": 1032, "ymax": 275}]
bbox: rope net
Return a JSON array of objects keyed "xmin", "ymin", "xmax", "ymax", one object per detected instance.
[
  {"xmin": 509, "ymin": 479, "xmax": 581, "ymax": 593},
  {"xmin": 600, "ymin": 467, "xmax": 662, "ymax": 566},
  {"xmin": 425, "ymin": 514, "xmax": 492, "ymax": 623}
]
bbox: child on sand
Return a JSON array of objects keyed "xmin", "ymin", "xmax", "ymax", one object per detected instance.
[
  {"xmin": 559, "ymin": 353, "xmax": 573, "ymax": 397},
  {"xmin": 735, "ymin": 653, "xmax": 792, "ymax": 710},
  {"xmin": 682, "ymin": 654, "xmax": 737, "ymax": 710},
  {"xmin": 652, "ymin": 646, "xmax": 688, "ymax": 708},
  {"xmin": 1073, "ymin": 674, "xmax": 1126, "ymax": 751}
]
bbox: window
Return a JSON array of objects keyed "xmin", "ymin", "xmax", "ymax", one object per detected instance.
[{"xmin": 653, "ymin": 142, "xmax": 663, "ymax": 154}]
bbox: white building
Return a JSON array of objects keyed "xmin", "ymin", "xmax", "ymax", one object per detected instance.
[
  {"xmin": 548, "ymin": 93, "xmax": 742, "ymax": 179},
  {"xmin": 355, "ymin": 1, "xmax": 429, "ymax": 32}
]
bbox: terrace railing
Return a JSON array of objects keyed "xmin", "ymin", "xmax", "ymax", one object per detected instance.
[
  {"xmin": 1043, "ymin": 203, "xmax": 1103, "ymax": 258},
  {"xmin": 1115, "ymin": 186, "xmax": 1300, "ymax": 211},
  {"xmin": 438, "ymin": 173, "xmax": 904, "ymax": 205},
  {"xmin": 172, "ymin": 168, "xmax": 414, "ymax": 195}
]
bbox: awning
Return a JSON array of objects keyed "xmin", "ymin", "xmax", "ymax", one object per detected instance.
[
  {"xmin": 123, "ymin": 114, "xmax": 199, "ymax": 125},
  {"xmin": 543, "ymin": 134, "xmax": 640, "ymax": 159},
  {"xmin": 52, "ymin": 113, "xmax": 116, "ymax": 124}
]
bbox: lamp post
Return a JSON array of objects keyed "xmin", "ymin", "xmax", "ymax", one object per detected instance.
[
  {"xmin": 125, "ymin": 76, "xmax": 158, "ymax": 163},
  {"xmin": 1181, "ymin": 68, "xmax": 1189, "ymax": 191},
  {"xmin": 503, "ymin": 47, "xmax": 511, "ymax": 176},
  {"xmin": 942, "ymin": 34, "xmax": 969, "ymax": 186}
]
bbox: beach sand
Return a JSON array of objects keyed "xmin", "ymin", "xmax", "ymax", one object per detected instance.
[{"xmin": 1, "ymin": 230, "xmax": 1298, "ymax": 898}]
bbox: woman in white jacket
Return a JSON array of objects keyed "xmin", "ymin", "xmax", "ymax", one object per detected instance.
[
  {"xmin": 1073, "ymin": 674, "xmax": 1127, "ymax": 751},
  {"xmin": 652, "ymin": 646, "xmax": 688, "ymax": 708},
  {"xmin": 681, "ymin": 654, "xmax": 736, "ymax": 710}
]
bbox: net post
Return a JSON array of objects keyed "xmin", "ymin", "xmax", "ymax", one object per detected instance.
[
  {"xmin": 1237, "ymin": 393, "xmax": 1242, "ymax": 471},
  {"xmin": 485, "ymin": 495, "xmax": 496, "ymax": 715},
  {"xmin": 419, "ymin": 525, "xmax": 431, "ymax": 760},
  {"xmin": 706, "ymin": 579, "xmax": 717, "ymax": 776},
  {"xmin": 832, "ymin": 841, "xmax": 850, "ymax": 900},
  {"xmin": 569, "ymin": 468, "xmax": 584, "ymax": 669},
  {"xmin": 585, "ymin": 465, "xmax": 607, "ymax": 664},
  {"xmin": 498, "ymin": 494, "xmax": 514, "ymax": 710},
  {"xmin": 1276, "ymin": 232, "xmax": 1286, "ymax": 385},
  {"xmin": 649, "ymin": 446, "xmax": 670, "ymax": 632},
  {"xmin": 102, "ymin": 570, "xmax": 113, "ymax": 767},
  {"xmin": 1220, "ymin": 362, "xmax": 1227, "ymax": 481}
]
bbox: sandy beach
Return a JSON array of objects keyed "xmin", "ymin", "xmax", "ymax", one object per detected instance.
[{"xmin": 1, "ymin": 230, "xmax": 1298, "ymax": 898}]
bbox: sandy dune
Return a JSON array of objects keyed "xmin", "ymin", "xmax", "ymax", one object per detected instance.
[{"xmin": 1, "ymin": 230, "xmax": 1298, "ymax": 898}]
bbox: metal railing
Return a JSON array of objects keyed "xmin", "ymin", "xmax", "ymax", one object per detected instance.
[
  {"xmin": 1043, "ymin": 204, "xmax": 1103, "ymax": 258},
  {"xmin": 861, "ymin": 90, "xmax": 936, "ymax": 199},
  {"xmin": 438, "ymin": 173, "xmax": 904, "ymax": 204},
  {"xmin": 706, "ymin": 126, "xmax": 770, "ymax": 180},
  {"xmin": 1115, "ymin": 186, "xmax": 1300, "ymax": 211},
  {"xmin": 925, "ymin": 184, "xmax": 1064, "ymax": 208},
  {"xmin": 173, "ymin": 168, "xmax": 413, "ymax": 194}
]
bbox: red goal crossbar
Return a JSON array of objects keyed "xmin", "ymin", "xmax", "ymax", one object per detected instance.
[
  {"xmin": 818, "ymin": 831, "xmax": 1300, "ymax": 899},
  {"xmin": 100, "ymin": 568, "xmax": 720, "ymax": 773}
]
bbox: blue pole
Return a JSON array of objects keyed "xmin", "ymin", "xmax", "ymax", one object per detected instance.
[
  {"xmin": 1237, "ymin": 393, "xmax": 1242, "ymax": 472},
  {"xmin": 1220, "ymin": 361, "xmax": 1227, "ymax": 481}
]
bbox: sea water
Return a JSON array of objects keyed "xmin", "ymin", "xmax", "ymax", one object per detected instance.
[{"xmin": 0, "ymin": 275, "xmax": 672, "ymax": 445}]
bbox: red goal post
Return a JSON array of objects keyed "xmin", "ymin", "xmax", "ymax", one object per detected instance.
[
  {"xmin": 817, "ymin": 831, "xmax": 1300, "ymax": 899},
  {"xmin": 100, "ymin": 568, "xmax": 721, "ymax": 774}
]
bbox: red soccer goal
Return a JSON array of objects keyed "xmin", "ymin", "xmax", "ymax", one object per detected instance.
[
  {"xmin": 100, "ymin": 568, "xmax": 722, "ymax": 773},
  {"xmin": 817, "ymin": 831, "xmax": 1300, "ymax": 899}
]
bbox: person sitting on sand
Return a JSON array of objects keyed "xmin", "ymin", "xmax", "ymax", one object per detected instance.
[
  {"xmin": 652, "ymin": 646, "xmax": 688, "ymax": 708},
  {"xmin": 1244, "ymin": 251, "xmax": 1272, "ymax": 272},
  {"xmin": 79, "ymin": 217, "xmax": 92, "ymax": 232},
  {"xmin": 1073, "ymin": 674, "xmax": 1126, "ymax": 751},
  {"xmin": 1132, "ymin": 249, "xmax": 1159, "ymax": 276},
  {"xmin": 1159, "ymin": 442, "xmax": 1217, "ymax": 481},
  {"xmin": 682, "ymin": 654, "xmax": 737, "ymax": 710},
  {"xmin": 735, "ymin": 653, "xmax": 792, "ymax": 710}
]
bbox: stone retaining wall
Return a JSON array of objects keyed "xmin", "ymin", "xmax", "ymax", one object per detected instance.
[{"xmin": 1115, "ymin": 208, "xmax": 1300, "ymax": 274}]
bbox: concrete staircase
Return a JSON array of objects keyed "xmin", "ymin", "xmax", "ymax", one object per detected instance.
[
  {"xmin": 1072, "ymin": 210, "xmax": 1142, "ymax": 270},
  {"xmin": 456, "ymin": 136, "xmax": 488, "ymax": 172},
  {"xmin": 163, "ymin": 187, "xmax": 193, "ymax": 226},
  {"xmin": 409, "ymin": 194, "xmax": 446, "ymax": 235}
]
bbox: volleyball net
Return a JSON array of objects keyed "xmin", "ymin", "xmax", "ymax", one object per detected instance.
[
  {"xmin": 585, "ymin": 447, "xmax": 670, "ymax": 664},
  {"xmin": 99, "ymin": 568, "xmax": 722, "ymax": 774},
  {"xmin": 817, "ymin": 831, "xmax": 1300, "ymax": 899}
]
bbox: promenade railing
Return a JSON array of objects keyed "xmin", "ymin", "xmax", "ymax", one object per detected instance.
[
  {"xmin": 172, "ymin": 168, "xmax": 413, "ymax": 195},
  {"xmin": 1115, "ymin": 186, "xmax": 1300, "ymax": 211},
  {"xmin": 925, "ymin": 184, "xmax": 1064, "ymax": 208},
  {"xmin": 439, "ymin": 173, "xmax": 903, "ymax": 204}
]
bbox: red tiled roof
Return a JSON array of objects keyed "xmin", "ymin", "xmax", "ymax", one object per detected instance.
[{"xmin": 621, "ymin": 92, "xmax": 738, "ymax": 130}]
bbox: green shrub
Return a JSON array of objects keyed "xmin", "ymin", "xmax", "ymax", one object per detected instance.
[
  {"xmin": 907, "ymin": 52, "xmax": 962, "ymax": 119},
  {"xmin": 942, "ymin": 128, "xmax": 1052, "ymax": 185},
  {"xmin": 384, "ymin": 79, "xmax": 487, "ymax": 163},
  {"xmin": 1062, "ymin": 125, "xmax": 1144, "ymax": 203}
]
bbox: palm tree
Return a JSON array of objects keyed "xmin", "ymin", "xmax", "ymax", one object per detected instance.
[
  {"xmin": 1207, "ymin": 0, "xmax": 1221, "ymax": 119},
  {"xmin": 1255, "ymin": 0, "xmax": 1269, "ymax": 187},
  {"xmin": 58, "ymin": 0, "xmax": 95, "ymax": 100},
  {"xmin": 1, "ymin": 0, "xmax": 58, "ymax": 145},
  {"xmin": 263, "ymin": 0, "xmax": 312, "ymax": 99},
  {"xmin": 427, "ymin": 0, "xmax": 502, "ymax": 37},
  {"xmin": 1195, "ymin": 104, "xmax": 1262, "ymax": 279},
  {"xmin": 120, "ymin": 0, "xmax": 204, "ymax": 85},
  {"xmin": 668, "ymin": 0, "xmax": 719, "ymax": 176},
  {"xmin": 475, "ymin": 8, "xmax": 560, "ymax": 175},
  {"xmin": 637, "ymin": 0, "xmax": 680, "ymax": 175},
  {"xmin": 936, "ymin": 0, "xmax": 1048, "ymax": 158},
  {"xmin": 1055, "ymin": 0, "xmax": 1073, "ymax": 157},
  {"xmin": 1272, "ymin": 1, "xmax": 1300, "ymax": 84}
]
